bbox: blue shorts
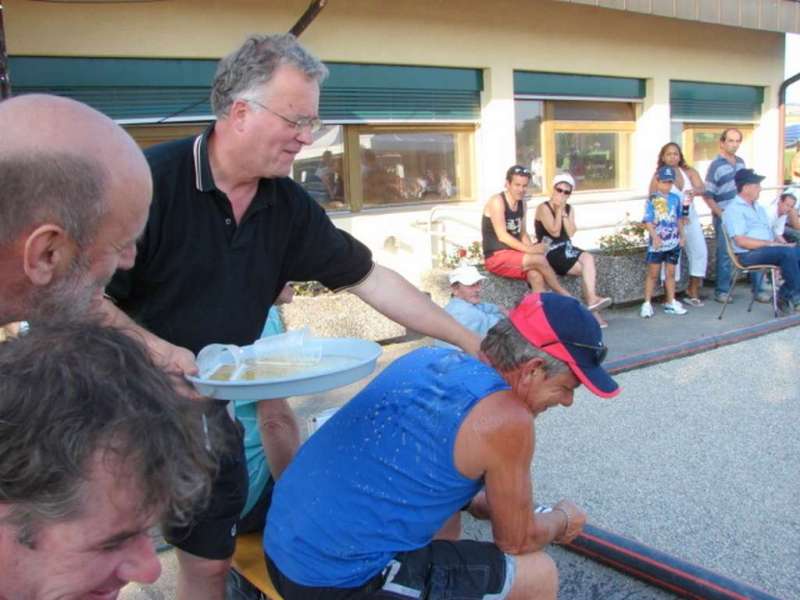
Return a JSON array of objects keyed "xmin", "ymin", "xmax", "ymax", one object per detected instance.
[{"xmin": 646, "ymin": 246, "xmax": 681, "ymax": 265}]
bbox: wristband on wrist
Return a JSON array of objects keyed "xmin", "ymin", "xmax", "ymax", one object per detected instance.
[{"xmin": 551, "ymin": 506, "xmax": 570, "ymax": 542}]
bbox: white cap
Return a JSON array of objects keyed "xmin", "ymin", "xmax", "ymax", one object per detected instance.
[
  {"xmin": 448, "ymin": 265, "xmax": 485, "ymax": 286},
  {"xmin": 552, "ymin": 173, "xmax": 576, "ymax": 190}
]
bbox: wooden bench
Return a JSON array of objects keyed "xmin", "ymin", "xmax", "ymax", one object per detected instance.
[{"xmin": 230, "ymin": 532, "xmax": 284, "ymax": 600}]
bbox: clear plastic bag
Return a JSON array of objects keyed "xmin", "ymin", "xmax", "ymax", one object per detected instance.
[{"xmin": 196, "ymin": 327, "xmax": 322, "ymax": 382}]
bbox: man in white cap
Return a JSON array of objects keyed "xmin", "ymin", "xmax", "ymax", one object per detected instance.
[{"xmin": 436, "ymin": 265, "xmax": 507, "ymax": 349}]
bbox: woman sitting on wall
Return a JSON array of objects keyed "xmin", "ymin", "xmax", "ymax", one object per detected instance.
[
  {"xmin": 534, "ymin": 173, "xmax": 611, "ymax": 326},
  {"xmin": 648, "ymin": 143, "xmax": 707, "ymax": 306}
]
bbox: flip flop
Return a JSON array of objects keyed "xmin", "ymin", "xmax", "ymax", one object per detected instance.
[{"xmin": 588, "ymin": 297, "xmax": 612, "ymax": 312}]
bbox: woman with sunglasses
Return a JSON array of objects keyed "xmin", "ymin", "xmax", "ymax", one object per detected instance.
[
  {"xmin": 649, "ymin": 143, "xmax": 708, "ymax": 306},
  {"xmin": 534, "ymin": 173, "xmax": 611, "ymax": 326}
]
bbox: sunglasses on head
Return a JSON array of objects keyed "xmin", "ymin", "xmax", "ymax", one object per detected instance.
[
  {"xmin": 554, "ymin": 187, "xmax": 572, "ymax": 196},
  {"xmin": 510, "ymin": 166, "xmax": 531, "ymax": 176},
  {"xmin": 541, "ymin": 339, "xmax": 608, "ymax": 364}
]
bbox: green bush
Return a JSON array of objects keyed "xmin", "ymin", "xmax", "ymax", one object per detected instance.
[{"xmin": 598, "ymin": 219, "xmax": 647, "ymax": 256}]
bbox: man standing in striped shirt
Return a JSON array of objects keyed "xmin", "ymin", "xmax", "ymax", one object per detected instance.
[{"xmin": 704, "ymin": 128, "xmax": 746, "ymax": 304}]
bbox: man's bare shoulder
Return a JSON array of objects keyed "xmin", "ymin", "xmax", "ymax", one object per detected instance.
[
  {"xmin": 484, "ymin": 192, "xmax": 506, "ymax": 214},
  {"xmin": 465, "ymin": 390, "xmax": 532, "ymax": 447},
  {"xmin": 455, "ymin": 389, "xmax": 533, "ymax": 479}
]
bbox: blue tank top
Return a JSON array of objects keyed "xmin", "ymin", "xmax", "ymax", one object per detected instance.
[{"xmin": 264, "ymin": 347, "xmax": 510, "ymax": 587}]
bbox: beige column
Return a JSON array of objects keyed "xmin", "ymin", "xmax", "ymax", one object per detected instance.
[
  {"xmin": 476, "ymin": 66, "xmax": 516, "ymax": 203},
  {"xmin": 632, "ymin": 77, "xmax": 671, "ymax": 193}
]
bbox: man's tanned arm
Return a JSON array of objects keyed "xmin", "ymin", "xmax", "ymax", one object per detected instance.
[
  {"xmin": 350, "ymin": 264, "xmax": 480, "ymax": 355},
  {"xmin": 460, "ymin": 392, "xmax": 583, "ymax": 553}
]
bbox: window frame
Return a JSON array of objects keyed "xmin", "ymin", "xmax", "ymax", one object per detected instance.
[
  {"xmin": 515, "ymin": 98, "xmax": 637, "ymax": 195},
  {"xmin": 680, "ymin": 123, "xmax": 754, "ymax": 168},
  {"xmin": 344, "ymin": 122, "xmax": 476, "ymax": 212}
]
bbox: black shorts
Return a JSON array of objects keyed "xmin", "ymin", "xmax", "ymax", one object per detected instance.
[
  {"xmin": 164, "ymin": 407, "xmax": 249, "ymax": 560},
  {"xmin": 546, "ymin": 240, "xmax": 583, "ymax": 276},
  {"xmin": 266, "ymin": 539, "xmax": 515, "ymax": 600}
]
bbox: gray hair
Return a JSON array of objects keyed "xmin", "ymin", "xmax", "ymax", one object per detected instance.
[
  {"xmin": 0, "ymin": 320, "xmax": 222, "ymax": 547},
  {"xmin": 211, "ymin": 33, "xmax": 329, "ymax": 118},
  {"xmin": 481, "ymin": 318, "xmax": 570, "ymax": 375},
  {"xmin": 0, "ymin": 152, "xmax": 108, "ymax": 248}
]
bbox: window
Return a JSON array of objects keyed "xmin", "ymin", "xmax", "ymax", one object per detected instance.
[
  {"xmin": 125, "ymin": 122, "xmax": 210, "ymax": 149},
  {"xmin": 292, "ymin": 124, "xmax": 475, "ymax": 212},
  {"xmin": 292, "ymin": 125, "xmax": 347, "ymax": 211},
  {"xmin": 515, "ymin": 101, "xmax": 544, "ymax": 194},
  {"xmin": 679, "ymin": 124, "xmax": 753, "ymax": 179},
  {"xmin": 515, "ymin": 99, "xmax": 635, "ymax": 193},
  {"xmin": 352, "ymin": 127, "xmax": 473, "ymax": 208}
]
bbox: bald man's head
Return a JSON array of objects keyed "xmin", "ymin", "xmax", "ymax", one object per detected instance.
[{"xmin": 0, "ymin": 95, "xmax": 152, "ymax": 324}]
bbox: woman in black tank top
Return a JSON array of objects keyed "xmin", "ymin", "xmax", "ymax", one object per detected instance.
[{"xmin": 534, "ymin": 174, "xmax": 611, "ymax": 324}]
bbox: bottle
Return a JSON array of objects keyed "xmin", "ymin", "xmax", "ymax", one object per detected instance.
[{"xmin": 681, "ymin": 191, "xmax": 692, "ymax": 217}]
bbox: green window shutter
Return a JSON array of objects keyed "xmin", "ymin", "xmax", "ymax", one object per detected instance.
[
  {"xmin": 514, "ymin": 71, "xmax": 645, "ymax": 99},
  {"xmin": 8, "ymin": 57, "xmax": 483, "ymax": 123},
  {"xmin": 322, "ymin": 63, "xmax": 483, "ymax": 121},
  {"xmin": 670, "ymin": 81, "xmax": 763, "ymax": 122},
  {"xmin": 8, "ymin": 56, "xmax": 216, "ymax": 121}
]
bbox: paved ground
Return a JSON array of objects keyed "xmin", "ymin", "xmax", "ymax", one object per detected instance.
[{"xmin": 122, "ymin": 286, "xmax": 798, "ymax": 599}]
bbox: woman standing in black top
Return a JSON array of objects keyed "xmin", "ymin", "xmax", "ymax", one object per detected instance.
[
  {"xmin": 534, "ymin": 173, "xmax": 611, "ymax": 325},
  {"xmin": 482, "ymin": 165, "xmax": 571, "ymax": 296}
]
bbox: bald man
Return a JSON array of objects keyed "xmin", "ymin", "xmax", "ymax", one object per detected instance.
[{"xmin": 0, "ymin": 94, "xmax": 151, "ymax": 326}]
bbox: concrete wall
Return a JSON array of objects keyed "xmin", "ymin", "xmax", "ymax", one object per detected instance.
[{"xmin": 5, "ymin": 0, "xmax": 786, "ymax": 284}]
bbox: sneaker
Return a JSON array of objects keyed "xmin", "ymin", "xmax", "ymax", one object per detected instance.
[
  {"xmin": 778, "ymin": 297, "xmax": 793, "ymax": 315},
  {"xmin": 754, "ymin": 291, "xmax": 772, "ymax": 304},
  {"xmin": 714, "ymin": 292, "xmax": 734, "ymax": 304},
  {"xmin": 664, "ymin": 300, "xmax": 687, "ymax": 315},
  {"xmin": 640, "ymin": 301, "xmax": 654, "ymax": 318},
  {"xmin": 684, "ymin": 297, "xmax": 705, "ymax": 307}
]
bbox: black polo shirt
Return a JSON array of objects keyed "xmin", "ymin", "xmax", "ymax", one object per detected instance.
[{"xmin": 107, "ymin": 126, "xmax": 373, "ymax": 355}]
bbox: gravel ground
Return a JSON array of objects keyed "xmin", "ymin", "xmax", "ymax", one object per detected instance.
[{"xmin": 465, "ymin": 327, "xmax": 800, "ymax": 599}]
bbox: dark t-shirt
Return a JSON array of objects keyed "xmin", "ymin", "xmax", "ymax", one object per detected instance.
[
  {"xmin": 107, "ymin": 128, "xmax": 373, "ymax": 355},
  {"xmin": 481, "ymin": 192, "xmax": 524, "ymax": 258}
]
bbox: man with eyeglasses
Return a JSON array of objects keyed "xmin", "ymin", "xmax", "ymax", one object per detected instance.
[
  {"xmin": 100, "ymin": 33, "xmax": 480, "ymax": 600},
  {"xmin": 264, "ymin": 293, "xmax": 619, "ymax": 600}
]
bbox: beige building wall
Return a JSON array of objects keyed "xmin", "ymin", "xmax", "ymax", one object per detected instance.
[{"xmin": 5, "ymin": 0, "xmax": 786, "ymax": 283}]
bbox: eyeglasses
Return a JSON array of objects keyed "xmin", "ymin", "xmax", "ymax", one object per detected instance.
[
  {"xmin": 554, "ymin": 187, "xmax": 572, "ymax": 196},
  {"xmin": 245, "ymin": 99, "xmax": 322, "ymax": 134},
  {"xmin": 509, "ymin": 166, "xmax": 531, "ymax": 176},
  {"xmin": 541, "ymin": 339, "xmax": 608, "ymax": 364}
]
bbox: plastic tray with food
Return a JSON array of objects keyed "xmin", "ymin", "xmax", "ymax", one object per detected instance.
[{"xmin": 187, "ymin": 329, "xmax": 382, "ymax": 401}]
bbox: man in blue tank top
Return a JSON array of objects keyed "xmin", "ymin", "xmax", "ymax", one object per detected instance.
[{"xmin": 264, "ymin": 293, "xmax": 620, "ymax": 600}]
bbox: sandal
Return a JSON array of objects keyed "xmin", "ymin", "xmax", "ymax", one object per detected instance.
[
  {"xmin": 684, "ymin": 297, "xmax": 704, "ymax": 307},
  {"xmin": 588, "ymin": 297, "xmax": 612, "ymax": 312}
]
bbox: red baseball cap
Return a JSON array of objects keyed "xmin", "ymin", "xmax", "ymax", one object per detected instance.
[{"xmin": 508, "ymin": 293, "xmax": 620, "ymax": 398}]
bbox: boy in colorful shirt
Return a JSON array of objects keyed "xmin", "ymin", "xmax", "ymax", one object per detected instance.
[{"xmin": 641, "ymin": 166, "xmax": 687, "ymax": 318}]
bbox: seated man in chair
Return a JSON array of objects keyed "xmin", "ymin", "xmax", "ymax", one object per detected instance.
[
  {"xmin": 722, "ymin": 169, "xmax": 800, "ymax": 314},
  {"xmin": 264, "ymin": 293, "xmax": 619, "ymax": 600}
]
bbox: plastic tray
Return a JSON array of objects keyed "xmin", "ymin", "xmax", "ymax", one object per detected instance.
[{"xmin": 187, "ymin": 338, "xmax": 382, "ymax": 401}]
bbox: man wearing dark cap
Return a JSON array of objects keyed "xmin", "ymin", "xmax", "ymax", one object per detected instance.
[
  {"xmin": 723, "ymin": 169, "xmax": 800, "ymax": 312},
  {"xmin": 263, "ymin": 293, "xmax": 619, "ymax": 600}
]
